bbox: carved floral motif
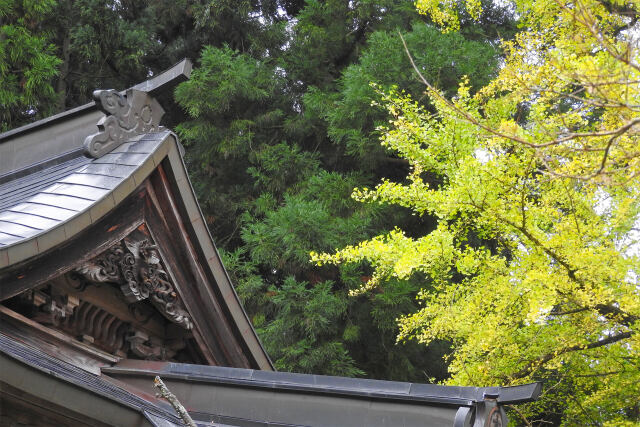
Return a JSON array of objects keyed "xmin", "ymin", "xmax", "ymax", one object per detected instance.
[{"xmin": 74, "ymin": 236, "xmax": 193, "ymax": 330}]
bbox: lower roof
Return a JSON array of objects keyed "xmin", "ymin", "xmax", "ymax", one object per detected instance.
[
  {"xmin": 0, "ymin": 331, "xmax": 540, "ymax": 427},
  {"xmin": 0, "ymin": 331, "xmax": 182, "ymax": 426},
  {"xmin": 103, "ymin": 360, "xmax": 540, "ymax": 427},
  {"xmin": 103, "ymin": 359, "xmax": 540, "ymax": 407}
]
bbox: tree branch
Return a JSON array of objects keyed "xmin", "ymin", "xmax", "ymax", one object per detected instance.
[
  {"xmin": 594, "ymin": 303, "xmax": 639, "ymax": 327},
  {"xmin": 505, "ymin": 404, "xmax": 533, "ymax": 427},
  {"xmin": 154, "ymin": 376, "xmax": 197, "ymax": 427},
  {"xmin": 511, "ymin": 331, "xmax": 632, "ymax": 379},
  {"xmin": 550, "ymin": 303, "xmax": 637, "ymax": 327}
]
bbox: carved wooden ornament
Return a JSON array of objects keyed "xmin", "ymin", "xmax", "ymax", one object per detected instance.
[
  {"xmin": 84, "ymin": 89, "xmax": 165, "ymax": 158},
  {"xmin": 75, "ymin": 236, "xmax": 193, "ymax": 330}
]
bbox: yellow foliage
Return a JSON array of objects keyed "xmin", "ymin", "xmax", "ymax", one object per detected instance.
[{"xmin": 314, "ymin": 0, "xmax": 640, "ymax": 423}]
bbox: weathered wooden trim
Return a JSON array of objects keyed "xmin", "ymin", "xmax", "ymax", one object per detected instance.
[
  {"xmin": 153, "ymin": 140, "xmax": 273, "ymax": 370},
  {"xmin": 142, "ymin": 176, "xmax": 235, "ymax": 366},
  {"xmin": 73, "ymin": 231, "xmax": 194, "ymax": 330},
  {"xmin": 0, "ymin": 305, "xmax": 119, "ymax": 375}
]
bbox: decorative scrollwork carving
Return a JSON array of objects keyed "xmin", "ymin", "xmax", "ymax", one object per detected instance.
[
  {"xmin": 83, "ymin": 88, "xmax": 165, "ymax": 158},
  {"xmin": 74, "ymin": 235, "xmax": 193, "ymax": 330}
]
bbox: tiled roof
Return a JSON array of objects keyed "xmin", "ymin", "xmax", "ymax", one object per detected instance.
[
  {"xmin": 103, "ymin": 360, "xmax": 541, "ymax": 426},
  {"xmin": 0, "ymin": 131, "xmax": 172, "ymax": 266}
]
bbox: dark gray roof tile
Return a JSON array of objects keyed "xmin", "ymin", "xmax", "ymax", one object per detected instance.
[
  {"xmin": 0, "ymin": 153, "xmax": 89, "ymax": 186},
  {"xmin": 0, "ymin": 220, "xmax": 41, "ymax": 237},
  {"xmin": 10, "ymin": 202, "xmax": 78, "ymax": 221},
  {"xmin": 57, "ymin": 173, "xmax": 122, "ymax": 189},
  {"xmin": 0, "ymin": 156, "xmax": 90, "ymax": 212},
  {"xmin": 110, "ymin": 137, "xmax": 163, "ymax": 154},
  {"xmin": 93, "ymin": 153, "xmax": 149, "ymax": 166},
  {"xmin": 28, "ymin": 193, "xmax": 94, "ymax": 211},
  {"xmin": 0, "ymin": 211, "xmax": 59, "ymax": 230},
  {"xmin": 43, "ymin": 182, "xmax": 110, "ymax": 201},
  {"xmin": 0, "ymin": 332, "xmax": 182, "ymax": 425},
  {"xmin": 74, "ymin": 163, "xmax": 138, "ymax": 178},
  {"xmin": 0, "ymin": 232, "xmax": 23, "ymax": 245}
]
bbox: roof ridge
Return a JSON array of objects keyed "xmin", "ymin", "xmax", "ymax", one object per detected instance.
[{"xmin": 0, "ymin": 59, "xmax": 191, "ymax": 144}]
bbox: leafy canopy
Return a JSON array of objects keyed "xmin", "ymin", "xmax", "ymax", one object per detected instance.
[
  {"xmin": 175, "ymin": 0, "xmax": 512, "ymax": 382},
  {"xmin": 0, "ymin": 0, "xmax": 60, "ymax": 129},
  {"xmin": 313, "ymin": 0, "xmax": 640, "ymax": 424}
]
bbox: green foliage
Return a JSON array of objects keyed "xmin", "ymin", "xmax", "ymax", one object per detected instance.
[
  {"xmin": 325, "ymin": 22, "xmax": 499, "ymax": 163},
  {"xmin": 242, "ymin": 171, "xmax": 377, "ymax": 274},
  {"xmin": 259, "ymin": 277, "xmax": 362, "ymax": 376},
  {"xmin": 223, "ymin": 247, "xmax": 363, "ymax": 377},
  {"xmin": 175, "ymin": 0, "xmax": 513, "ymax": 381},
  {"xmin": 315, "ymin": 0, "xmax": 640, "ymax": 420},
  {"xmin": 1, "ymin": 0, "xmax": 288, "ymax": 128},
  {"xmin": 0, "ymin": 0, "xmax": 60, "ymax": 129},
  {"xmin": 59, "ymin": 0, "xmax": 158, "ymax": 101},
  {"xmin": 175, "ymin": 45, "xmax": 290, "ymax": 241},
  {"xmin": 283, "ymin": 0, "xmax": 412, "ymax": 89},
  {"xmin": 176, "ymin": 46, "xmax": 282, "ymax": 157},
  {"xmin": 248, "ymin": 143, "xmax": 321, "ymax": 194}
]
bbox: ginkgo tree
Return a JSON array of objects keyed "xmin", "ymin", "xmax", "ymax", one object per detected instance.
[{"xmin": 312, "ymin": 0, "xmax": 640, "ymax": 424}]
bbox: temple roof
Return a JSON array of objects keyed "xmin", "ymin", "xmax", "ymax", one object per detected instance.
[
  {"xmin": 0, "ymin": 131, "xmax": 171, "ymax": 265},
  {"xmin": 0, "ymin": 59, "xmax": 273, "ymax": 371},
  {"xmin": 0, "ymin": 331, "xmax": 541, "ymax": 427}
]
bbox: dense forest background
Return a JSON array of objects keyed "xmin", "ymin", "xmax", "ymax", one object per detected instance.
[
  {"xmin": 5, "ymin": 1, "xmax": 640, "ymax": 425},
  {"xmin": 1, "ymin": 0, "xmax": 516, "ymax": 382}
]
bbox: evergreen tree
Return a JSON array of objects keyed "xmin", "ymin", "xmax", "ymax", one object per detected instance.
[
  {"xmin": 176, "ymin": 1, "xmax": 515, "ymax": 381},
  {"xmin": 2, "ymin": 0, "xmax": 286, "ymax": 119},
  {"xmin": 1, "ymin": 0, "xmax": 516, "ymax": 385},
  {"xmin": 0, "ymin": 0, "xmax": 60, "ymax": 129}
]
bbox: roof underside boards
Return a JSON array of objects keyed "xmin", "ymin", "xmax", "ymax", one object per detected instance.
[{"xmin": 0, "ymin": 131, "xmax": 171, "ymax": 266}]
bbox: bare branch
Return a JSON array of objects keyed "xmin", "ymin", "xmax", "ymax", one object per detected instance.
[
  {"xmin": 505, "ymin": 404, "xmax": 533, "ymax": 427},
  {"xmin": 154, "ymin": 376, "xmax": 197, "ymax": 427},
  {"xmin": 511, "ymin": 331, "xmax": 632, "ymax": 379}
]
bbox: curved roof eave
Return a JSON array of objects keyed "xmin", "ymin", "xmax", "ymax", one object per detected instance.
[
  {"xmin": 0, "ymin": 132, "xmax": 173, "ymax": 266},
  {"xmin": 0, "ymin": 58, "xmax": 273, "ymax": 370},
  {"xmin": 160, "ymin": 133, "xmax": 275, "ymax": 371},
  {"xmin": 0, "ymin": 130, "xmax": 273, "ymax": 370}
]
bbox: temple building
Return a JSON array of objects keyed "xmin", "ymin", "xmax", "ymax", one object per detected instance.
[{"xmin": 0, "ymin": 60, "xmax": 539, "ymax": 426}]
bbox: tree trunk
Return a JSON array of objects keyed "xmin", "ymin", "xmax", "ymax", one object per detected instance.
[{"xmin": 56, "ymin": 2, "xmax": 71, "ymax": 112}]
